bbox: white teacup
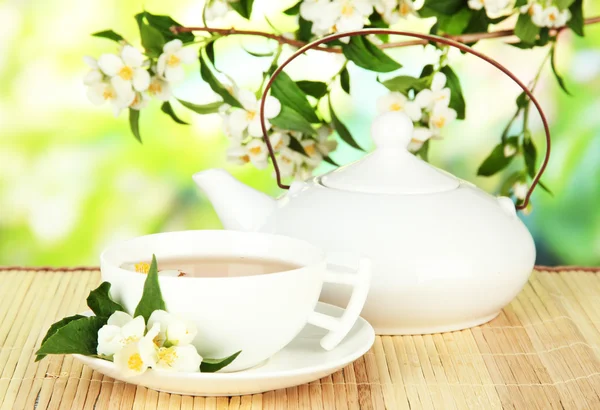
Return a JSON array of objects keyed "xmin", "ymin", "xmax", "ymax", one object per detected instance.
[{"xmin": 101, "ymin": 230, "xmax": 371, "ymax": 372}]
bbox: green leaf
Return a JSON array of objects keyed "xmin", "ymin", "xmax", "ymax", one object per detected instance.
[
  {"xmin": 437, "ymin": 8, "xmax": 472, "ymax": 35},
  {"xmin": 477, "ymin": 142, "xmax": 515, "ymax": 176},
  {"xmin": 271, "ymin": 72, "xmax": 319, "ymax": 123},
  {"xmin": 296, "ymin": 81, "xmax": 328, "ymax": 99},
  {"xmin": 243, "ymin": 48, "xmax": 274, "ymax": 57},
  {"xmin": 283, "ymin": 1, "xmax": 301, "ymax": 15},
  {"xmin": 342, "ymin": 36, "xmax": 401, "ymax": 73},
  {"xmin": 87, "ymin": 282, "xmax": 125, "ymax": 318},
  {"xmin": 556, "ymin": 0, "xmax": 576, "ymax": 8},
  {"xmin": 200, "ymin": 351, "xmax": 242, "ymax": 373},
  {"xmin": 500, "ymin": 171, "xmax": 524, "ymax": 196},
  {"xmin": 340, "ymin": 67, "xmax": 350, "ymax": 94},
  {"xmin": 92, "ymin": 30, "xmax": 125, "ymax": 43},
  {"xmin": 516, "ymin": 92, "xmax": 529, "ymax": 109},
  {"xmin": 380, "ymin": 75, "xmax": 428, "ymax": 95},
  {"xmin": 538, "ymin": 180, "xmax": 553, "ymax": 195},
  {"xmin": 421, "ymin": 0, "xmax": 464, "ymax": 15},
  {"xmin": 161, "ymin": 102, "xmax": 189, "ymax": 125},
  {"xmin": 142, "ymin": 12, "xmax": 195, "ymax": 44},
  {"xmin": 230, "ymin": 0, "xmax": 254, "ymax": 19},
  {"xmin": 420, "ymin": 65, "xmax": 434, "ymax": 78},
  {"xmin": 440, "ymin": 66, "xmax": 466, "ymax": 120},
  {"xmin": 139, "ymin": 22, "xmax": 165, "ymax": 58},
  {"xmin": 206, "ymin": 41, "xmax": 216, "ymax": 67},
  {"xmin": 463, "ymin": 9, "xmax": 491, "ymax": 37},
  {"xmin": 35, "ymin": 316, "xmax": 106, "ymax": 360},
  {"xmin": 134, "ymin": 255, "xmax": 166, "ymax": 323},
  {"xmin": 522, "ymin": 134, "xmax": 537, "ymax": 178},
  {"xmin": 297, "ymin": 17, "xmax": 313, "ymax": 42},
  {"xmin": 129, "ymin": 109, "xmax": 142, "ymax": 143},
  {"xmin": 287, "ymin": 135, "xmax": 310, "ymax": 157},
  {"xmin": 515, "ymin": 0, "xmax": 528, "ymax": 6},
  {"xmin": 271, "ymin": 106, "xmax": 316, "ymax": 136},
  {"xmin": 177, "ymin": 99, "xmax": 223, "ymax": 115},
  {"xmin": 550, "ymin": 44, "xmax": 571, "ymax": 95},
  {"xmin": 36, "ymin": 315, "xmax": 86, "ymax": 361},
  {"xmin": 567, "ymin": 0, "xmax": 584, "ymax": 36},
  {"xmin": 514, "ymin": 13, "xmax": 540, "ymax": 45},
  {"xmin": 199, "ymin": 55, "xmax": 241, "ymax": 108},
  {"xmin": 329, "ymin": 100, "xmax": 363, "ymax": 151},
  {"xmin": 322, "ymin": 156, "xmax": 339, "ymax": 166}
]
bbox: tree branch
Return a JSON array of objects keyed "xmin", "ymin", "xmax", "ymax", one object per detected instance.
[{"xmin": 173, "ymin": 16, "xmax": 600, "ymax": 53}]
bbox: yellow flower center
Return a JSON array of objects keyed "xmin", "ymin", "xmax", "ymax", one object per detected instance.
[
  {"xmin": 167, "ymin": 54, "xmax": 180, "ymax": 67},
  {"xmin": 389, "ymin": 103, "xmax": 403, "ymax": 111},
  {"xmin": 135, "ymin": 262, "xmax": 150, "ymax": 274},
  {"xmin": 246, "ymin": 110, "xmax": 257, "ymax": 121},
  {"xmin": 400, "ymin": 2, "xmax": 411, "ymax": 15},
  {"xmin": 153, "ymin": 335, "xmax": 162, "ymax": 347},
  {"xmin": 281, "ymin": 156, "xmax": 292, "ymax": 164},
  {"xmin": 341, "ymin": 3, "xmax": 354, "ymax": 17},
  {"xmin": 249, "ymin": 146, "xmax": 262, "ymax": 155},
  {"xmin": 549, "ymin": 12, "xmax": 557, "ymax": 21},
  {"xmin": 103, "ymin": 88, "xmax": 115, "ymax": 100},
  {"xmin": 157, "ymin": 347, "xmax": 178, "ymax": 366},
  {"xmin": 130, "ymin": 94, "xmax": 140, "ymax": 107},
  {"xmin": 127, "ymin": 353, "xmax": 143, "ymax": 371},
  {"xmin": 304, "ymin": 144, "xmax": 316, "ymax": 156},
  {"xmin": 148, "ymin": 81, "xmax": 162, "ymax": 95},
  {"xmin": 122, "ymin": 336, "xmax": 139, "ymax": 345},
  {"xmin": 119, "ymin": 66, "xmax": 134, "ymax": 80},
  {"xmin": 275, "ymin": 140, "xmax": 283, "ymax": 150},
  {"xmin": 241, "ymin": 155, "xmax": 250, "ymax": 163},
  {"xmin": 433, "ymin": 117, "xmax": 446, "ymax": 128},
  {"xmin": 528, "ymin": 6, "xmax": 535, "ymax": 16}
]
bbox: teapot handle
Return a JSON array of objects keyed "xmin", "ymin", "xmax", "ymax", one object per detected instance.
[{"xmin": 259, "ymin": 29, "xmax": 551, "ymax": 211}]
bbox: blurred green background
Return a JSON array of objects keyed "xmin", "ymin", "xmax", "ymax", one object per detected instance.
[{"xmin": 0, "ymin": 0, "xmax": 598, "ymax": 267}]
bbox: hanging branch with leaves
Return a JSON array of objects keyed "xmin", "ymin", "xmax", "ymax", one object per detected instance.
[{"xmin": 83, "ymin": 0, "xmax": 596, "ymax": 208}]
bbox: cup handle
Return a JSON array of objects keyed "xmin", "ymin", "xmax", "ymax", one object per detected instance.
[{"xmin": 307, "ymin": 256, "xmax": 372, "ymax": 351}]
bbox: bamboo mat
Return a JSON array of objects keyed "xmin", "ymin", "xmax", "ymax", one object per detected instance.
[{"xmin": 1, "ymin": 268, "xmax": 600, "ymax": 409}]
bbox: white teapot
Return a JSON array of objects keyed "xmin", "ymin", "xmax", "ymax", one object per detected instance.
[{"xmin": 194, "ymin": 111, "xmax": 536, "ymax": 335}]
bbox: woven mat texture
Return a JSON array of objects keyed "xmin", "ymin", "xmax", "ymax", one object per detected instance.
[{"xmin": 0, "ymin": 268, "xmax": 600, "ymax": 409}]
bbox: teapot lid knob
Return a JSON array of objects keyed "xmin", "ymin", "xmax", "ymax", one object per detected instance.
[{"xmin": 371, "ymin": 111, "xmax": 413, "ymax": 150}]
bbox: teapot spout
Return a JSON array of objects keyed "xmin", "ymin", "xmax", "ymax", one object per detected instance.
[{"xmin": 193, "ymin": 169, "xmax": 276, "ymax": 232}]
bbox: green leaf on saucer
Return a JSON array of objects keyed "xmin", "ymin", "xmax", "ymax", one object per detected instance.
[
  {"xmin": 129, "ymin": 109, "xmax": 142, "ymax": 143},
  {"xmin": 200, "ymin": 351, "xmax": 242, "ymax": 373},
  {"xmin": 342, "ymin": 36, "xmax": 401, "ymax": 73},
  {"xmin": 199, "ymin": 54, "xmax": 241, "ymax": 108},
  {"xmin": 134, "ymin": 255, "xmax": 166, "ymax": 323},
  {"xmin": 87, "ymin": 282, "xmax": 126, "ymax": 319},
  {"xmin": 92, "ymin": 30, "xmax": 126, "ymax": 43},
  {"xmin": 329, "ymin": 100, "xmax": 363, "ymax": 151},
  {"xmin": 161, "ymin": 101, "xmax": 189, "ymax": 124},
  {"xmin": 35, "ymin": 316, "xmax": 105, "ymax": 361},
  {"xmin": 36, "ymin": 314, "xmax": 86, "ymax": 361}
]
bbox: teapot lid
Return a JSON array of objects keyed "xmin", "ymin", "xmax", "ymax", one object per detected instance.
[{"xmin": 319, "ymin": 112, "xmax": 460, "ymax": 194}]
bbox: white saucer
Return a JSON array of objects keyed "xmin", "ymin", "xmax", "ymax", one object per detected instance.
[{"xmin": 74, "ymin": 302, "xmax": 375, "ymax": 396}]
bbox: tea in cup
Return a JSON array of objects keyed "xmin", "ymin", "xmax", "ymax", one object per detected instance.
[{"xmin": 100, "ymin": 230, "xmax": 371, "ymax": 372}]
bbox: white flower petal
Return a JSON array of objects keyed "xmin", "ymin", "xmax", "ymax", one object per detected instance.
[
  {"xmin": 107, "ymin": 311, "xmax": 135, "ymax": 327},
  {"xmin": 132, "ymin": 68, "xmax": 150, "ymax": 91},
  {"xmin": 248, "ymin": 118, "xmax": 270, "ymax": 137},
  {"xmin": 431, "ymin": 72, "xmax": 447, "ymax": 91},
  {"xmin": 404, "ymin": 102, "xmax": 423, "ymax": 122},
  {"xmin": 157, "ymin": 54, "xmax": 167, "ymax": 77},
  {"xmin": 236, "ymin": 89, "xmax": 258, "ymax": 111},
  {"xmin": 163, "ymin": 39, "xmax": 183, "ymax": 54},
  {"xmin": 412, "ymin": 127, "xmax": 433, "ymax": 142},
  {"xmin": 97, "ymin": 325, "xmax": 123, "ymax": 357},
  {"xmin": 98, "ymin": 54, "xmax": 124, "ymax": 76},
  {"xmin": 84, "ymin": 69, "xmax": 103, "ymax": 85},
  {"xmin": 83, "ymin": 55, "xmax": 99, "ymax": 69},
  {"xmin": 121, "ymin": 46, "xmax": 145, "ymax": 68},
  {"xmin": 166, "ymin": 319, "xmax": 197, "ymax": 346},
  {"xmin": 120, "ymin": 315, "xmax": 146, "ymax": 340},
  {"xmin": 164, "ymin": 66, "xmax": 185, "ymax": 83},
  {"xmin": 86, "ymin": 83, "xmax": 107, "ymax": 105},
  {"xmin": 114, "ymin": 341, "xmax": 150, "ymax": 377},
  {"xmin": 263, "ymin": 96, "xmax": 281, "ymax": 119},
  {"xmin": 415, "ymin": 89, "xmax": 433, "ymax": 108},
  {"xmin": 228, "ymin": 110, "xmax": 251, "ymax": 138},
  {"xmin": 110, "ymin": 77, "xmax": 135, "ymax": 104},
  {"xmin": 177, "ymin": 47, "xmax": 197, "ymax": 65}
]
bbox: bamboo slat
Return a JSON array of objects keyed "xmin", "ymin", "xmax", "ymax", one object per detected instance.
[{"xmin": 0, "ymin": 267, "xmax": 599, "ymax": 409}]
